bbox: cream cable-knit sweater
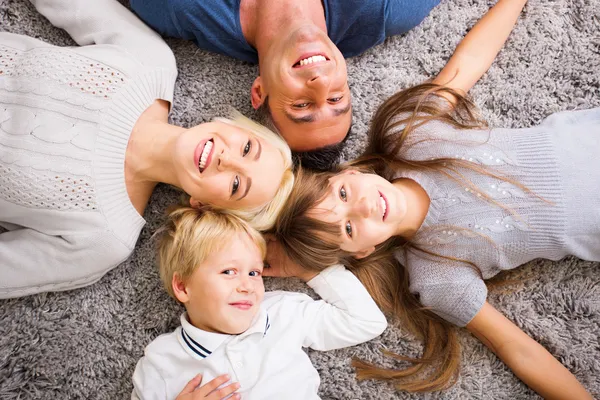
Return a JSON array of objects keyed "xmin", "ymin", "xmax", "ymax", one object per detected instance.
[
  {"xmin": 393, "ymin": 108, "xmax": 600, "ymax": 326},
  {"xmin": 0, "ymin": 0, "xmax": 177, "ymax": 298}
]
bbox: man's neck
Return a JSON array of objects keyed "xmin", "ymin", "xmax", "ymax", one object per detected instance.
[{"xmin": 241, "ymin": 0, "xmax": 327, "ymax": 51}]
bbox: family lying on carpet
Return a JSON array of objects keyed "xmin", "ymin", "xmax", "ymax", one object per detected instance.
[{"xmin": 0, "ymin": 0, "xmax": 597, "ymax": 398}]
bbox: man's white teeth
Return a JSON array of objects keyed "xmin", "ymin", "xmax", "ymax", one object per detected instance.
[
  {"xmin": 380, "ymin": 195, "xmax": 387, "ymax": 218},
  {"xmin": 299, "ymin": 55, "xmax": 327, "ymax": 66},
  {"xmin": 199, "ymin": 140, "xmax": 213, "ymax": 170}
]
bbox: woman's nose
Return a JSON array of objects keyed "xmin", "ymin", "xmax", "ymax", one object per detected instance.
[
  {"xmin": 354, "ymin": 197, "xmax": 373, "ymax": 219},
  {"xmin": 217, "ymin": 150, "xmax": 242, "ymax": 171}
]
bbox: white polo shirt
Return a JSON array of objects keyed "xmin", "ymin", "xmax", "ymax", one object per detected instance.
[{"xmin": 131, "ymin": 265, "xmax": 388, "ymax": 399}]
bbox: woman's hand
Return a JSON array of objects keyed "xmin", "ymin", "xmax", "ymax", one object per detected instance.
[
  {"xmin": 176, "ymin": 374, "xmax": 240, "ymax": 400},
  {"xmin": 263, "ymin": 236, "xmax": 319, "ymax": 282}
]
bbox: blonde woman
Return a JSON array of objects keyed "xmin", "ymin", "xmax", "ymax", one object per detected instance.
[{"xmin": 0, "ymin": 0, "xmax": 293, "ymax": 298}]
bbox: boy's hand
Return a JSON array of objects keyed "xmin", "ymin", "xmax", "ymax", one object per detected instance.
[
  {"xmin": 176, "ymin": 374, "xmax": 240, "ymax": 400},
  {"xmin": 263, "ymin": 237, "xmax": 318, "ymax": 282}
]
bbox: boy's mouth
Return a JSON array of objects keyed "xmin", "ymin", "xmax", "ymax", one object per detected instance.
[{"xmin": 229, "ymin": 301, "xmax": 253, "ymax": 310}]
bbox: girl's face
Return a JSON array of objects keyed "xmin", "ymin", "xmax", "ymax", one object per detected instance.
[
  {"xmin": 309, "ymin": 170, "xmax": 408, "ymax": 258},
  {"xmin": 174, "ymin": 121, "xmax": 285, "ymax": 210}
]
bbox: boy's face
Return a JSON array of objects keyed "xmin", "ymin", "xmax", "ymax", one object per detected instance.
[{"xmin": 175, "ymin": 232, "xmax": 265, "ymax": 335}]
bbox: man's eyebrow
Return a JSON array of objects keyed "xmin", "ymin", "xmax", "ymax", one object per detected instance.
[
  {"xmin": 284, "ymin": 103, "xmax": 352, "ymax": 124},
  {"xmin": 254, "ymin": 140, "xmax": 262, "ymax": 161},
  {"xmin": 239, "ymin": 177, "xmax": 252, "ymax": 201}
]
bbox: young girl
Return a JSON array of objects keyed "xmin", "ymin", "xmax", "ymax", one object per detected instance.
[
  {"xmin": 132, "ymin": 205, "xmax": 387, "ymax": 399},
  {"xmin": 265, "ymin": 0, "xmax": 597, "ymax": 398},
  {"xmin": 0, "ymin": 0, "xmax": 294, "ymax": 298}
]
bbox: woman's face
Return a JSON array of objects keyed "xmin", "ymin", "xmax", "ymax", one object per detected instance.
[
  {"xmin": 174, "ymin": 121, "xmax": 285, "ymax": 210},
  {"xmin": 309, "ymin": 170, "xmax": 408, "ymax": 257}
]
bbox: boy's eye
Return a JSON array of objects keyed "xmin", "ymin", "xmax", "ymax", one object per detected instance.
[
  {"xmin": 339, "ymin": 186, "xmax": 347, "ymax": 202},
  {"xmin": 243, "ymin": 141, "xmax": 251, "ymax": 156},
  {"xmin": 345, "ymin": 221, "xmax": 352, "ymax": 238},
  {"xmin": 222, "ymin": 269, "xmax": 235, "ymax": 275},
  {"xmin": 249, "ymin": 270, "xmax": 262, "ymax": 277},
  {"xmin": 232, "ymin": 176, "xmax": 240, "ymax": 195}
]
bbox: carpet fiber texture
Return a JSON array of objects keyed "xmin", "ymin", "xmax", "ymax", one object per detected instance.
[{"xmin": 1, "ymin": 0, "xmax": 599, "ymax": 399}]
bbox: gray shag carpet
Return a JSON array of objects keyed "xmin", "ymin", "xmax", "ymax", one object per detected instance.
[{"xmin": 1, "ymin": 0, "xmax": 600, "ymax": 399}]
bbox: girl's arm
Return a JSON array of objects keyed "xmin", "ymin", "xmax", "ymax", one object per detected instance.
[
  {"xmin": 467, "ymin": 302, "xmax": 593, "ymax": 400},
  {"xmin": 433, "ymin": 0, "xmax": 528, "ymax": 95}
]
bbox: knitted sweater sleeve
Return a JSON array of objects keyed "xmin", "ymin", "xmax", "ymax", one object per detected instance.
[
  {"xmin": 28, "ymin": 0, "xmax": 175, "ymax": 70},
  {"xmin": 0, "ymin": 228, "xmax": 132, "ymax": 299},
  {"xmin": 407, "ymin": 255, "xmax": 488, "ymax": 327}
]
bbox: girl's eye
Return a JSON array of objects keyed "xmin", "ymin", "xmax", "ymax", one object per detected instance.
[
  {"xmin": 232, "ymin": 176, "xmax": 240, "ymax": 195},
  {"xmin": 249, "ymin": 270, "xmax": 262, "ymax": 277},
  {"xmin": 222, "ymin": 269, "xmax": 235, "ymax": 275},
  {"xmin": 339, "ymin": 186, "xmax": 347, "ymax": 202},
  {"xmin": 328, "ymin": 96, "xmax": 343, "ymax": 103},
  {"xmin": 243, "ymin": 141, "xmax": 251, "ymax": 156},
  {"xmin": 345, "ymin": 221, "xmax": 353, "ymax": 238},
  {"xmin": 293, "ymin": 102, "xmax": 310, "ymax": 109}
]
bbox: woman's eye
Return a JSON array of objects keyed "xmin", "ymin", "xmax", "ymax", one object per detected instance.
[
  {"xmin": 249, "ymin": 270, "xmax": 262, "ymax": 277},
  {"xmin": 339, "ymin": 186, "xmax": 347, "ymax": 202},
  {"xmin": 222, "ymin": 269, "xmax": 235, "ymax": 275},
  {"xmin": 232, "ymin": 176, "xmax": 240, "ymax": 195},
  {"xmin": 293, "ymin": 102, "xmax": 310, "ymax": 109},
  {"xmin": 345, "ymin": 221, "xmax": 353, "ymax": 238},
  {"xmin": 328, "ymin": 96, "xmax": 343, "ymax": 103},
  {"xmin": 243, "ymin": 141, "xmax": 251, "ymax": 157}
]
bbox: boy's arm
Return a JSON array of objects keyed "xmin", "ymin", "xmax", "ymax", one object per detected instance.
[
  {"xmin": 467, "ymin": 302, "xmax": 593, "ymax": 399},
  {"xmin": 28, "ymin": 0, "xmax": 175, "ymax": 69},
  {"xmin": 131, "ymin": 357, "xmax": 168, "ymax": 400},
  {"xmin": 433, "ymin": 0, "xmax": 528, "ymax": 95},
  {"xmin": 298, "ymin": 265, "xmax": 388, "ymax": 351}
]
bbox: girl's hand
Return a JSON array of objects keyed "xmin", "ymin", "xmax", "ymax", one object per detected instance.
[
  {"xmin": 176, "ymin": 374, "xmax": 240, "ymax": 400},
  {"xmin": 467, "ymin": 302, "xmax": 593, "ymax": 399},
  {"xmin": 263, "ymin": 236, "xmax": 318, "ymax": 282}
]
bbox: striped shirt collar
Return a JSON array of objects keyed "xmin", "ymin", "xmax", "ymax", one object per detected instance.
[{"xmin": 178, "ymin": 310, "xmax": 271, "ymax": 359}]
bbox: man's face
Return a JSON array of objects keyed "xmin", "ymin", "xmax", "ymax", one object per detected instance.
[{"xmin": 253, "ymin": 25, "xmax": 351, "ymax": 151}]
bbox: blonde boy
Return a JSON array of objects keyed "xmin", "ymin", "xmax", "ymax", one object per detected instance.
[{"xmin": 132, "ymin": 206, "xmax": 387, "ymax": 400}]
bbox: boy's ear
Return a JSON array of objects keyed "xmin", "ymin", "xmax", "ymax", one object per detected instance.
[
  {"xmin": 251, "ymin": 77, "xmax": 265, "ymax": 110},
  {"xmin": 172, "ymin": 273, "xmax": 190, "ymax": 303},
  {"xmin": 353, "ymin": 246, "xmax": 375, "ymax": 259},
  {"xmin": 189, "ymin": 198, "xmax": 202, "ymax": 209}
]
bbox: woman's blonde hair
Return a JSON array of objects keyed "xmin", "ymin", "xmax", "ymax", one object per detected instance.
[
  {"xmin": 157, "ymin": 205, "xmax": 266, "ymax": 300},
  {"xmin": 214, "ymin": 111, "xmax": 295, "ymax": 231}
]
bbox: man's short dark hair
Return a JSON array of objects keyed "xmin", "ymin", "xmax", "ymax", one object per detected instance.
[{"xmin": 255, "ymin": 96, "xmax": 351, "ymax": 171}]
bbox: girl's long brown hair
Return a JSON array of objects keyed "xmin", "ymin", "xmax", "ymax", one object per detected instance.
[{"xmin": 272, "ymin": 83, "xmax": 527, "ymax": 391}]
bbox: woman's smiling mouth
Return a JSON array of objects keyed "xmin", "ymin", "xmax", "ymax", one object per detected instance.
[{"xmin": 195, "ymin": 139, "xmax": 214, "ymax": 173}]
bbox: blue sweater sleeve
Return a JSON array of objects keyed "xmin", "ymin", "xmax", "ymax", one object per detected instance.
[
  {"xmin": 130, "ymin": 0, "xmax": 258, "ymax": 63},
  {"xmin": 385, "ymin": 0, "xmax": 440, "ymax": 36}
]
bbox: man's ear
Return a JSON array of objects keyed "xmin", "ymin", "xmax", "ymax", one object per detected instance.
[
  {"xmin": 251, "ymin": 77, "xmax": 265, "ymax": 110},
  {"xmin": 189, "ymin": 198, "xmax": 202, "ymax": 209},
  {"xmin": 354, "ymin": 246, "xmax": 375, "ymax": 259},
  {"xmin": 172, "ymin": 273, "xmax": 190, "ymax": 303}
]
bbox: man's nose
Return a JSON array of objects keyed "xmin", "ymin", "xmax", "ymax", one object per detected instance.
[{"xmin": 306, "ymin": 73, "xmax": 330, "ymax": 95}]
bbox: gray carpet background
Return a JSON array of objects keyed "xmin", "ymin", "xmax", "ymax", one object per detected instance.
[{"xmin": 1, "ymin": 0, "xmax": 599, "ymax": 399}]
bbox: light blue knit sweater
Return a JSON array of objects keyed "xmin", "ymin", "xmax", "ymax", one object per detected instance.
[{"xmin": 394, "ymin": 108, "xmax": 600, "ymax": 326}]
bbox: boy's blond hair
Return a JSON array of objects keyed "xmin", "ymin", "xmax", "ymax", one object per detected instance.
[{"xmin": 157, "ymin": 205, "xmax": 267, "ymax": 299}]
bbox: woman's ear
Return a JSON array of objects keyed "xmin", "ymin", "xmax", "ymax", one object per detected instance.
[
  {"xmin": 189, "ymin": 198, "xmax": 202, "ymax": 209},
  {"xmin": 354, "ymin": 246, "xmax": 375, "ymax": 259},
  {"xmin": 342, "ymin": 168, "xmax": 361, "ymax": 176},
  {"xmin": 251, "ymin": 77, "xmax": 265, "ymax": 110},
  {"xmin": 172, "ymin": 273, "xmax": 190, "ymax": 303}
]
